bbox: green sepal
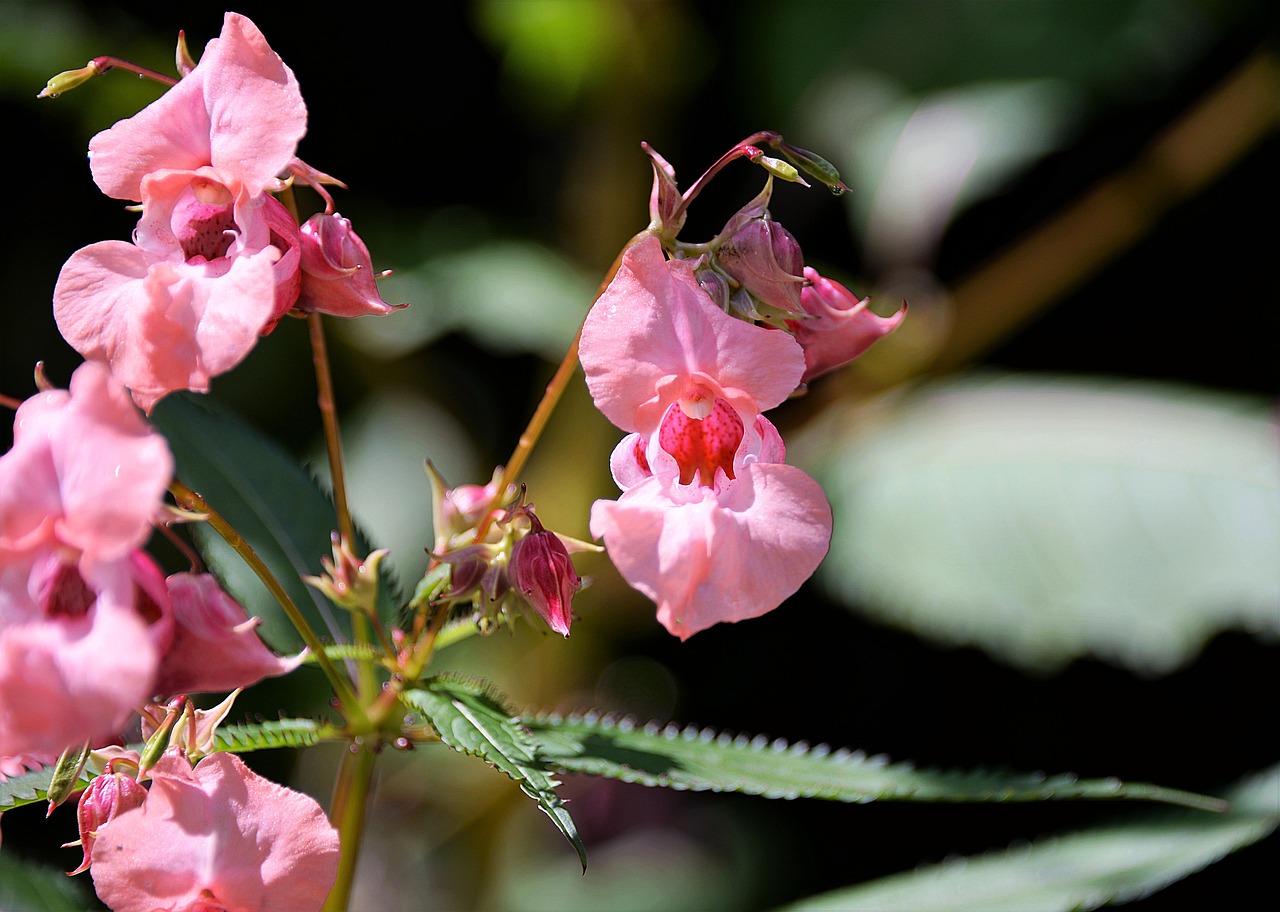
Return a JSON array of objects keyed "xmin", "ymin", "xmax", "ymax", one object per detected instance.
[{"xmin": 44, "ymin": 740, "xmax": 91, "ymax": 811}]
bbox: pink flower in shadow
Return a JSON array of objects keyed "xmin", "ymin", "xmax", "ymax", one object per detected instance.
[{"xmin": 0, "ymin": 363, "xmax": 173, "ymax": 755}]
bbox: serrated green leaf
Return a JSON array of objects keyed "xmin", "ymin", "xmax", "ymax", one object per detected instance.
[
  {"xmin": 523, "ymin": 713, "xmax": 1224, "ymax": 811},
  {"xmin": 0, "ymin": 762, "xmax": 94, "ymax": 813},
  {"xmin": 0, "ymin": 719, "xmax": 329, "ymax": 813},
  {"xmin": 806, "ymin": 375, "xmax": 1280, "ymax": 674},
  {"xmin": 0, "ymin": 853, "xmax": 96, "ymax": 912},
  {"xmin": 775, "ymin": 763, "xmax": 1280, "ymax": 912},
  {"xmin": 150, "ymin": 393, "xmax": 398, "ymax": 652},
  {"xmin": 211, "ymin": 719, "xmax": 330, "ymax": 753},
  {"xmin": 406, "ymin": 676, "xmax": 586, "ymax": 868}
]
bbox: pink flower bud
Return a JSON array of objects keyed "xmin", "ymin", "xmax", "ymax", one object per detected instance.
[
  {"xmin": 644, "ymin": 142, "xmax": 686, "ymax": 237},
  {"xmin": 716, "ymin": 217, "xmax": 806, "ymax": 316},
  {"xmin": 295, "ymin": 212, "xmax": 403, "ymax": 317},
  {"xmin": 70, "ymin": 766, "xmax": 147, "ymax": 874},
  {"xmin": 153, "ymin": 573, "xmax": 305, "ymax": 696},
  {"xmin": 789, "ymin": 267, "xmax": 906, "ymax": 382},
  {"xmin": 510, "ymin": 516, "xmax": 580, "ymax": 637}
]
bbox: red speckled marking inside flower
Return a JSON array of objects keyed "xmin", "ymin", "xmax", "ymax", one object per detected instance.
[
  {"xmin": 38, "ymin": 561, "xmax": 96, "ymax": 618},
  {"xmin": 175, "ymin": 180, "xmax": 236, "ymax": 262},
  {"xmin": 659, "ymin": 398, "xmax": 743, "ymax": 487}
]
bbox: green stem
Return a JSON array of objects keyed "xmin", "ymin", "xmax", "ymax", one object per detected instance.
[
  {"xmin": 169, "ymin": 480, "xmax": 364, "ymax": 725},
  {"xmin": 323, "ymin": 741, "xmax": 379, "ymax": 912}
]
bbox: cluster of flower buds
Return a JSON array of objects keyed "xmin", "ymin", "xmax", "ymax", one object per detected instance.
[
  {"xmin": 47, "ymin": 13, "xmax": 402, "ymax": 413},
  {"xmin": 424, "ymin": 464, "xmax": 598, "ymax": 637},
  {"xmin": 644, "ymin": 135, "xmax": 905, "ymax": 386},
  {"xmin": 579, "ymin": 136, "xmax": 904, "ymax": 638}
]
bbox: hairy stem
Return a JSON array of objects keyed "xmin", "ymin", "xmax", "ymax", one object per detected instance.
[{"xmin": 308, "ymin": 308, "xmax": 377, "ymax": 701}]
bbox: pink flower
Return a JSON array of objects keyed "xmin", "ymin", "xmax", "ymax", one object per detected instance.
[
  {"xmin": 153, "ymin": 573, "xmax": 306, "ymax": 697},
  {"xmin": 580, "ymin": 238, "xmax": 832, "ymax": 639},
  {"xmin": 54, "ymin": 13, "xmax": 307, "ymax": 412},
  {"xmin": 90, "ymin": 750, "xmax": 340, "ymax": 912},
  {"xmin": 790, "ymin": 267, "xmax": 906, "ymax": 382},
  {"xmin": 296, "ymin": 212, "xmax": 403, "ymax": 317},
  {"xmin": 0, "ymin": 363, "xmax": 174, "ymax": 755},
  {"xmin": 0, "ymin": 552, "xmax": 171, "ymax": 758}
]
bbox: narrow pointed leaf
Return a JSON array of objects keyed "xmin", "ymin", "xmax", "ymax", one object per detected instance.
[
  {"xmin": 524, "ymin": 713, "xmax": 1224, "ymax": 811},
  {"xmin": 775, "ymin": 764, "xmax": 1280, "ymax": 911},
  {"xmin": 150, "ymin": 393, "xmax": 399, "ymax": 651},
  {"xmin": 0, "ymin": 719, "xmax": 330, "ymax": 813},
  {"xmin": 211, "ymin": 719, "xmax": 330, "ymax": 753},
  {"xmin": 405, "ymin": 676, "xmax": 586, "ymax": 868}
]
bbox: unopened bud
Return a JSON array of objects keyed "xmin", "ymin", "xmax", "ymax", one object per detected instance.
[
  {"xmin": 45, "ymin": 741, "xmax": 92, "ymax": 813},
  {"xmin": 771, "ymin": 140, "xmax": 851, "ymax": 195},
  {"xmin": 716, "ymin": 216, "xmax": 806, "ymax": 317},
  {"xmin": 68, "ymin": 766, "xmax": 147, "ymax": 874},
  {"xmin": 175, "ymin": 30, "xmax": 197, "ymax": 77},
  {"xmin": 510, "ymin": 516, "xmax": 581, "ymax": 637},
  {"xmin": 37, "ymin": 61, "xmax": 102, "ymax": 99},
  {"xmin": 643, "ymin": 142, "xmax": 687, "ymax": 237},
  {"xmin": 745, "ymin": 146, "xmax": 808, "ymax": 186}
]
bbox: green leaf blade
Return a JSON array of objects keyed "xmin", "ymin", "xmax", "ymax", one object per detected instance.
[
  {"xmin": 806, "ymin": 375, "xmax": 1280, "ymax": 674},
  {"xmin": 405, "ymin": 676, "xmax": 586, "ymax": 869},
  {"xmin": 524, "ymin": 713, "xmax": 1224, "ymax": 811},
  {"xmin": 150, "ymin": 393, "xmax": 399, "ymax": 652},
  {"xmin": 774, "ymin": 764, "xmax": 1280, "ymax": 912}
]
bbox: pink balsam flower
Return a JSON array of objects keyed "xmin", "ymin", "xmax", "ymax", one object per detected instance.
[
  {"xmin": 90, "ymin": 750, "xmax": 340, "ymax": 912},
  {"xmin": 54, "ymin": 13, "xmax": 307, "ymax": 412},
  {"xmin": 791, "ymin": 267, "xmax": 906, "ymax": 382},
  {"xmin": 580, "ymin": 238, "xmax": 831, "ymax": 639},
  {"xmin": 0, "ymin": 363, "xmax": 174, "ymax": 756}
]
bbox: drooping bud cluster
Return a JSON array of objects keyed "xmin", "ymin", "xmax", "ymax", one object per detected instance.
[
  {"xmin": 424, "ymin": 464, "xmax": 596, "ymax": 637},
  {"xmin": 641, "ymin": 134, "xmax": 905, "ymax": 385}
]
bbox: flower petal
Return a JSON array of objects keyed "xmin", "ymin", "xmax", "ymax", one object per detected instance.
[
  {"xmin": 88, "ymin": 13, "xmax": 306, "ymax": 201},
  {"xmin": 91, "ymin": 751, "xmax": 339, "ymax": 912},
  {"xmin": 590, "ymin": 463, "xmax": 831, "ymax": 639},
  {"xmin": 580, "ymin": 237, "xmax": 804, "ymax": 434}
]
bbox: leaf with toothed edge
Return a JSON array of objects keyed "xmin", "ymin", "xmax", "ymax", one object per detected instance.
[
  {"xmin": 774, "ymin": 764, "xmax": 1280, "ymax": 912},
  {"xmin": 404, "ymin": 675, "xmax": 587, "ymax": 869},
  {"xmin": 521, "ymin": 711, "xmax": 1226, "ymax": 812},
  {"xmin": 0, "ymin": 719, "xmax": 333, "ymax": 813}
]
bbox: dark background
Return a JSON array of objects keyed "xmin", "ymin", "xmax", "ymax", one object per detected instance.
[{"xmin": 1, "ymin": 0, "xmax": 1276, "ymax": 908}]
